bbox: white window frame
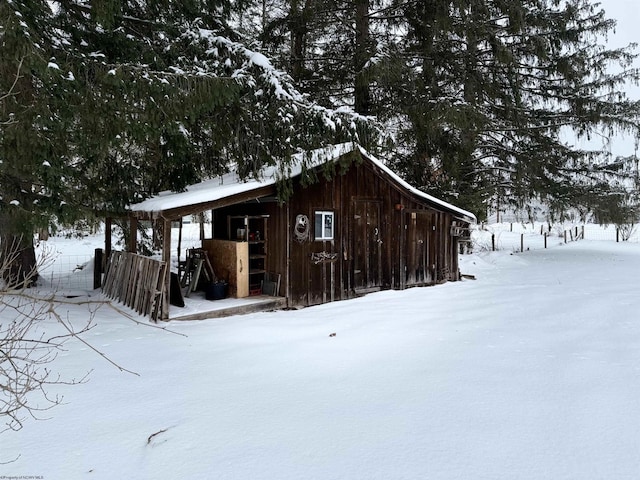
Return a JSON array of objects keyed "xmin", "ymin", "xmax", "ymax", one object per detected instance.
[{"xmin": 314, "ymin": 211, "xmax": 335, "ymax": 241}]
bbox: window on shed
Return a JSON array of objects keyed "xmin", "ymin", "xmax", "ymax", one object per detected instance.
[{"xmin": 314, "ymin": 211, "xmax": 334, "ymax": 240}]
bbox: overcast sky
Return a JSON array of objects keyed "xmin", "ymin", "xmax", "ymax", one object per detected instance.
[
  {"xmin": 601, "ymin": 0, "xmax": 638, "ymax": 46},
  {"xmin": 584, "ymin": 0, "xmax": 640, "ymax": 156}
]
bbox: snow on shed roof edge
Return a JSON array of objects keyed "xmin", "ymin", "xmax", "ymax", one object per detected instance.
[
  {"xmin": 129, "ymin": 143, "xmax": 476, "ymax": 223},
  {"xmin": 357, "ymin": 146, "xmax": 476, "ymax": 223}
]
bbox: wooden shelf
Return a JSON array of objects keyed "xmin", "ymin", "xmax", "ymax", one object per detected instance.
[{"xmin": 227, "ymin": 215, "xmax": 269, "ymax": 296}]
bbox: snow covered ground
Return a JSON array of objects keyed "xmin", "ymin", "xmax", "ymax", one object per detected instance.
[{"xmin": 4, "ymin": 225, "xmax": 640, "ymax": 479}]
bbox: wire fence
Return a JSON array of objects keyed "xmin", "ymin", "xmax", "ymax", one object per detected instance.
[
  {"xmin": 37, "ymin": 253, "xmax": 95, "ymax": 292},
  {"xmin": 472, "ymin": 222, "xmax": 640, "ymax": 253},
  {"xmin": 34, "ymin": 222, "xmax": 637, "ymax": 290}
]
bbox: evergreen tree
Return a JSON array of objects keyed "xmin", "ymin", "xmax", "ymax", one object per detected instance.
[
  {"xmin": 257, "ymin": 0, "xmax": 387, "ymax": 115},
  {"xmin": 387, "ymin": 0, "xmax": 640, "ymax": 219},
  {"xmin": 258, "ymin": 1, "xmax": 640, "ymax": 220},
  {"xmin": 0, "ymin": 0, "xmax": 368, "ymax": 284}
]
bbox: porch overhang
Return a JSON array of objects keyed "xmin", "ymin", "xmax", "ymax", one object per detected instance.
[{"xmin": 130, "ymin": 184, "xmax": 278, "ymax": 221}]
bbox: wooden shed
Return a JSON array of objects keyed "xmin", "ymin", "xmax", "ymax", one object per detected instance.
[{"xmin": 126, "ymin": 143, "xmax": 475, "ymax": 320}]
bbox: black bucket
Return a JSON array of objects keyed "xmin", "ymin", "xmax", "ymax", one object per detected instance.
[{"xmin": 206, "ymin": 282, "xmax": 228, "ymax": 300}]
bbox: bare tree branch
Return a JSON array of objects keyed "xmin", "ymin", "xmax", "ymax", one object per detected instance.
[
  {"xmin": 0, "ymin": 240, "xmax": 100, "ymax": 432},
  {"xmin": 0, "ymin": 236, "xmax": 190, "ymax": 435}
]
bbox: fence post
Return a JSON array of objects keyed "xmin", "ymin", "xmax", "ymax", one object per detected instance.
[
  {"xmin": 94, "ymin": 248, "xmax": 104, "ymax": 290},
  {"xmin": 540, "ymin": 224, "xmax": 543, "ymax": 235},
  {"xmin": 521, "ymin": 233, "xmax": 524, "ymax": 252},
  {"xmin": 510, "ymin": 223, "xmax": 513, "ymax": 232},
  {"xmin": 581, "ymin": 225, "xmax": 584, "ymax": 240},
  {"xmin": 616, "ymin": 228, "xmax": 620, "ymax": 243},
  {"xmin": 492, "ymin": 233, "xmax": 495, "ymax": 251},
  {"xmin": 564, "ymin": 230, "xmax": 567, "ymax": 243},
  {"xmin": 544, "ymin": 233, "xmax": 547, "ymax": 249},
  {"xmin": 575, "ymin": 226, "xmax": 578, "ymax": 239}
]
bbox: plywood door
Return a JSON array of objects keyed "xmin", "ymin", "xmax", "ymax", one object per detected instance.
[
  {"xmin": 353, "ymin": 200, "xmax": 382, "ymax": 291},
  {"xmin": 202, "ymin": 239, "xmax": 249, "ymax": 297}
]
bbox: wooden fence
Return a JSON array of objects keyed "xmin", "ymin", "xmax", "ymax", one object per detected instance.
[{"xmin": 102, "ymin": 251, "xmax": 167, "ymax": 321}]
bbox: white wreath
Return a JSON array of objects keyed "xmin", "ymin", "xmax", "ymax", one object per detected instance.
[{"xmin": 294, "ymin": 214, "xmax": 310, "ymax": 243}]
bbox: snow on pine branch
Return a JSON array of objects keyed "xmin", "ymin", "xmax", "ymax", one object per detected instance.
[{"xmin": 185, "ymin": 27, "xmax": 372, "ymax": 135}]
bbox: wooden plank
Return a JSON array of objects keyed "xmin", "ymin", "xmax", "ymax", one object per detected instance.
[
  {"xmin": 126, "ymin": 257, "xmax": 141, "ymax": 308},
  {"xmin": 110, "ymin": 252, "xmax": 122, "ymax": 297},
  {"xmin": 170, "ymin": 296, "xmax": 288, "ymax": 321},
  {"xmin": 126, "ymin": 255, "xmax": 135, "ymax": 302},
  {"xmin": 117, "ymin": 254, "xmax": 129, "ymax": 301},
  {"xmin": 202, "ymin": 251, "xmax": 217, "ymax": 283},
  {"xmin": 101, "ymin": 251, "xmax": 168, "ymax": 321},
  {"xmin": 142, "ymin": 258, "xmax": 153, "ymax": 312},
  {"xmin": 105, "ymin": 251, "xmax": 121, "ymax": 296},
  {"xmin": 180, "ymin": 255, "xmax": 192, "ymax": 287},
  {"xmin": 162, "ymin": 219, "xmax": 171, "ymax": 321},
  {"xmin": 185, "ymin": 259, "xmax": 203, "ymax": 298},
  {"xmin": 142, "ymin": 259, "xmax": 151, "ymax": 314},
  {"xmin": 155, "ymin": 261, "xmax": 168, "ymax": 321},
  {"xmin": 145, "ymin": 259, "xmax": 160, "ymax": 315},
  {"xmin": 133, "ymin": 258, "xmax": 148, "ymax": 314},
  {"xmin": 102, "ymin": 252, "xmax": 115, "ymax": 297},
  {"xmin": 138, "ymin": 259, "xmax": 148, "ymax": 315}
]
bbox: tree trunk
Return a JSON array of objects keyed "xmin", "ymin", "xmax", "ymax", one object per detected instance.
[
  {"xmin": 289, "ymin": 0, "xmax": 307, "ymax": 82},
  {"xmin": 0, "ymin": 232, "xmax": 38, "ymax": 289},
  {"xmin": 354, "ymin": 0, "xmax": 370, "ymax": 115}
]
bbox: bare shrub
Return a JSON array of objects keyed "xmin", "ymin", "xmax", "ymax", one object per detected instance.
[
  {"xmin": 1, "ymin": 236, "xmax": 184, "ymax": 438},
  {"xmin": 0, "ymin": 240, "xmax": 94, "ymax": 433},
  {"xmin": 617, "ymin": 223, "xmax": 637, "ymax": 242},
  {"xmin": 471, "ymin": 234, "xmax": 494, "ymax": 252}
]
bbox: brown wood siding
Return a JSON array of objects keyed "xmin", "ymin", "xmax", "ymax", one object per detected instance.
[{"xmin": 207, "ymin": 153, "xmax": 467, "ymax": 308}]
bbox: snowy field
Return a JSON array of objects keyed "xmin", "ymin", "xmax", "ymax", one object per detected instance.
[{"xmin": 4, "ymin": 224, "xmax": 640, "ymax": 479}]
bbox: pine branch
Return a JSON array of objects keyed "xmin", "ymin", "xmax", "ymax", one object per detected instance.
[
  {"xmin": 0, "ymin": 57, "xmax": 24, "ymax": 126},
  {"xmin": 63, "ymin": 2, "xmax": 158, "ymax": 27}
]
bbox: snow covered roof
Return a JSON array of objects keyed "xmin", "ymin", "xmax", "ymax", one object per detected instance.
[
  {"xmin": 129, "ymin": 143, "xmax": 476, "ymax": 223},
  {"xmin": 356, "ymin": 146, "xmax": 476, "ymax": 223}
]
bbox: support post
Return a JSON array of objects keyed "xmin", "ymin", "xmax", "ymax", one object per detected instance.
[
  {"xmin": 105, "ymin": 217, "xmax": 112, "ymax": 258},
  {"xmin": 520, "ymin": 234, "xmax": 524, "ymax": 252},
  {"xmin": 285, "ymin": 203, "xmax": 291, "ymax": 306},
  {"xmin": 492, "ymin": 233, "xmax": 495, "ymax": 251},
  {"xmin": 177, "ymin": 218, "xmax": 183, "ymax": 263},
  {"xmin": 129, "ymin": 215, "xmax": 138, "ymax": 253},
  {"xmin": 93, "ymin": 248, "xmax": 103, "ymax": 290},
  {"xmin": 564, "ymin": 230, "xmax": 567, "ymax": 243},
  {"xmin": 161, "ymin": 219, "xmax": 172, "ymax": 321},
  {"xmin": 544, "ymin": 233, "xmax": 547, "ymax": 249}
]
